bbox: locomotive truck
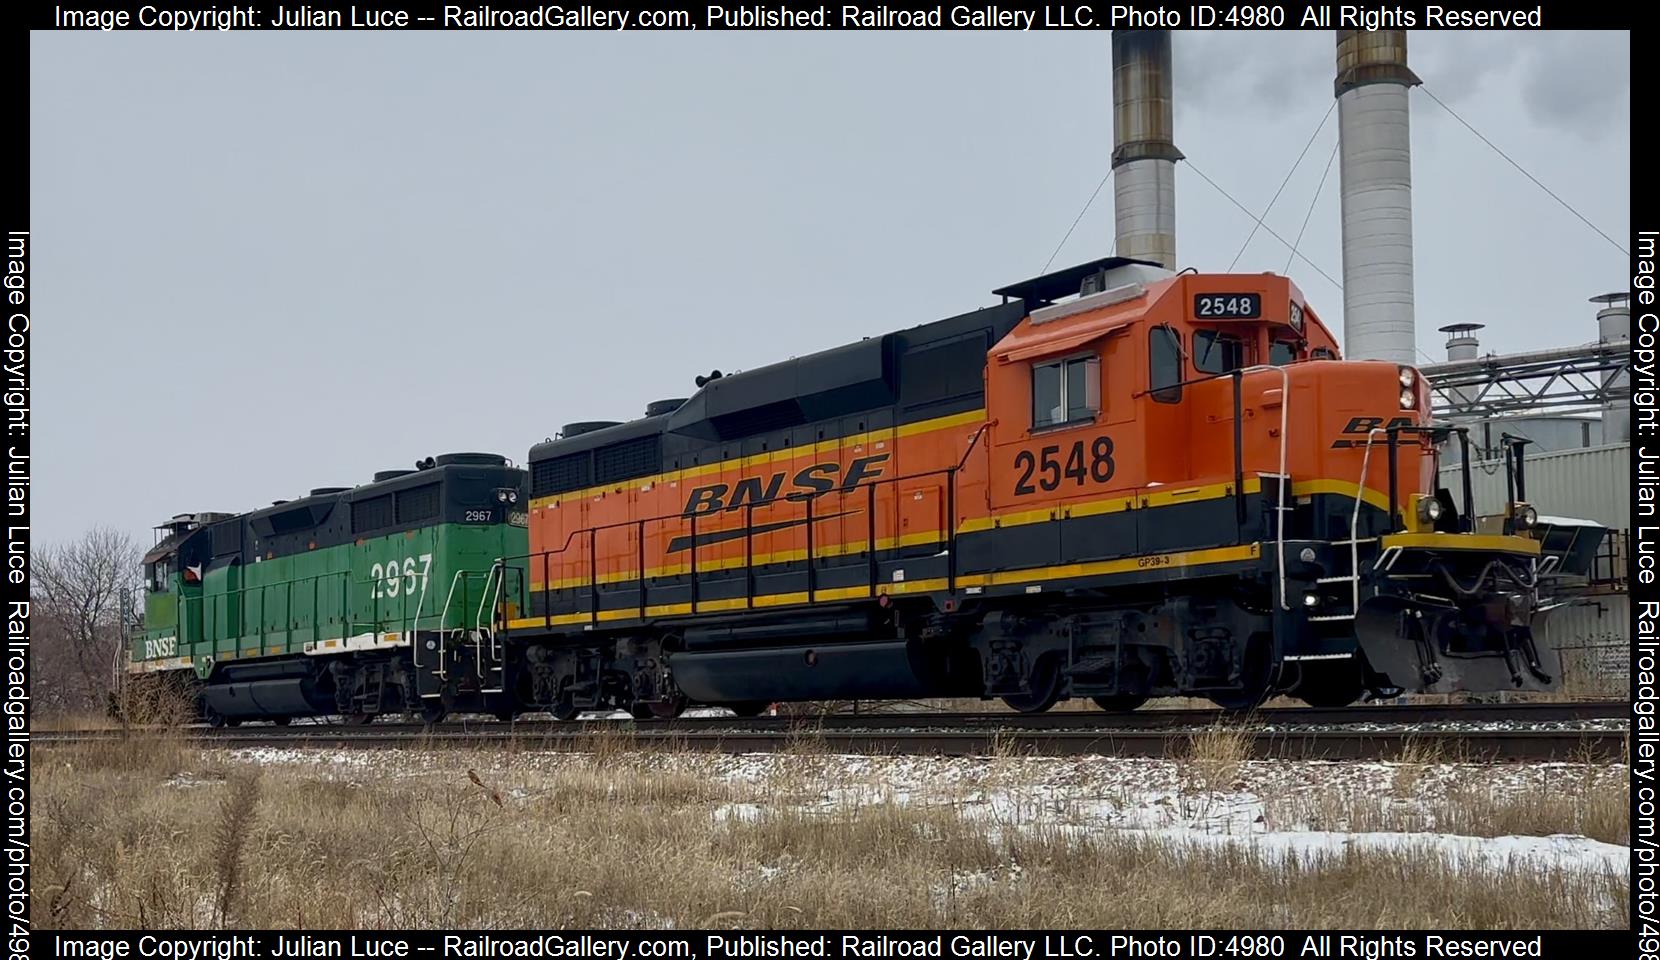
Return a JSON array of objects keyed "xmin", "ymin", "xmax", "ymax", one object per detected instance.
[{"xmin": 128, "ymin": 257, "xmax": 1606, "ymax": 722}]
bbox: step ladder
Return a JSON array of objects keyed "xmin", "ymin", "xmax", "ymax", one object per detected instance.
[
  {"xmin": 1305, "ymin": 425, "xmax": 1394, "ymax": 623},
  {"xmin": 1309, "ymin": 538, "xmax": 1364, "ymax": 622}
]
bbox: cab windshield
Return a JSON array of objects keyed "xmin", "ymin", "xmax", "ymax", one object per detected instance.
[{"xmin": 1193, "ymin": 330, "xmax": 1246, "ymax": 375}]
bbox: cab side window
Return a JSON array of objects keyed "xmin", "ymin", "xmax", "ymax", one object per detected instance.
[
  {"xmin": 1032, "ymin": 354, "xmax": 1100, "ymax": 429},
  {"xmin": 1269, "ymin": 340, "xmax": 1298, "ymax": 366},
  {"xmin": 1149, "ymin": 327, "xmax": 1183, "ymax": 403}
]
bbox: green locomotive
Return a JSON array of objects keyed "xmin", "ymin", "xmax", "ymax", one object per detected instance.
[{"xmin": 127, "ymin": 454, "xmax": 527, "ymax": 724}]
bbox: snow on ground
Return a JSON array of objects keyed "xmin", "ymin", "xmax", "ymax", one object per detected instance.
[
  {"xmin": 223, "ymin": 747, "xmax": 1628, "ymax": 878},
  {"xmin": 703, "ymin": 754, "xmax": 1627, "ymax": 876}
]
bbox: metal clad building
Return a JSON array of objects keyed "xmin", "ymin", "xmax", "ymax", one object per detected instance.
[{"xmin": 1438, "ymin": 442, "xmax": 1629, "ymax": 530}]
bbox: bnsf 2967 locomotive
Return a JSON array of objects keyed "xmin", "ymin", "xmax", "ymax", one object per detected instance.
[{"xmin": 129, "ymin": 258, "xmax": 1605, "ymax": 723}]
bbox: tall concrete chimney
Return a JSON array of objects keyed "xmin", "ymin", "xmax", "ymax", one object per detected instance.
[
  {"xmin": 1335, "ymin": 30, "xmax": 1420, "ymax": 363},
  {"xmin": 1112, "ymin": 30, "xmax": 1181, "ymax": 269},
  {"xmin": 1591, "ymin": 292, "xmax": 1631, "ymax": 443}
]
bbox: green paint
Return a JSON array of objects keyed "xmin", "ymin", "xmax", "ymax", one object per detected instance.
[{"xmin": 135, "ymin": 520, "xmax": 526, "ymax": 676}]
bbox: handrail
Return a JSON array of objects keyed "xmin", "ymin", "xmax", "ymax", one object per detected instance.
[
  {"xmin": 499, "ymin": 448, "xmax": 984, "ymax": 625},
  {"xmin": 405, "ymin": 561, "xmax": 434, "ymax": 660},
  {"xmin": 1230, "ymin": 364, "xmax": 1292, "ymax": 611},
  {"xmin": 474, "ymin": 562, "xmax": 504, "ymax": 677},
  {"xmin": 1352, "ymin": 427, "xmax": 1389, "ymax": 612},
  {"xmin": 433, "ymin": 570, "xmax": 470, "ymax": 679}
]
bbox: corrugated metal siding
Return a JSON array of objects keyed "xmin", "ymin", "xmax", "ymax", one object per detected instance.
[
  {"xmin": 1440, "ymin": 415, "xmax": 1603, "ymax": 463},
  {"xmin": 1543, "ymin": 595, "xmax": 1629, "ymax": 698},
  {"xmin": 1437, "ymin": 442, "xmax": 1629, "ymax": 530}
]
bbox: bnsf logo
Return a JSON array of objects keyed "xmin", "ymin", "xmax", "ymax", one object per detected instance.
[
  {"xmin": 683, "ymin": 454, "xmax": 890, "ymax": 516},
  {"xmin": 1330, "ymin": 416, "xmax": 1422, "ymax": 449},
  {"xmin": 144, "ymin": 635, "xmax": 178, "ymax": 660}
]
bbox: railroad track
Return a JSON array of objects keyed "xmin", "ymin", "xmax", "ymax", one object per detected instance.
[{"xmin": 38, "ymin": 700, "xmax": 1629, "ymax": 761}]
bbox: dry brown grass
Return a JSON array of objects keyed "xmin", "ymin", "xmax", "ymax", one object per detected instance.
[
  {"xmin": 33, "ymin": 738, "xmax": 1628, "ymax": 930},
  {"xmin": 1182, "ymin": 722, "xmax": 1254, "ymax": 793},
  {"xmin": 1266, "ymin": 757, "xmax": 1628, "ymax": 846}
]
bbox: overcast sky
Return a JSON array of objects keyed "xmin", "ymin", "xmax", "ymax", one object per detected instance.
[{"xmin": 29, "ymin": 30, "xmax": 1630, "ymax": 548}]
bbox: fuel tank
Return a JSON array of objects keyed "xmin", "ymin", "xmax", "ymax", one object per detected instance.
[
  {"xmin": 669, "ymin": 640, "xmax": 933, "ymax": 703},
  {"xmin": 202, "ymin": 677, "xmax": 333, "ymax": 719}
]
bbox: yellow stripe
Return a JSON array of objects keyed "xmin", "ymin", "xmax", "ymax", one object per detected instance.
[
  {"xmin": 956, "ymin": 543, "xmax": 1260, "ymax": 588},
  {"xmin": 504, "ymin": 541, "xmax": 1252, "ymax": 630},
  {"xmin": 528, "ymin": 409, "xmax": 984, "ymax": 510},
  {"xmin": 958, "ymin": 479, "xmax": 1259, "ymax": 535},
  {"xmin": 1291, "ymin": 478, "xmax": 1391, "ymax": 512},
  {"xmin": 1140, "ymin": 478, "xmax": 1253, "ymax": 508},
  {"xmin": 1380, "ymin": 532, "xmax": 1542, "ymax": 555},
  {"xmin": 894, "ymin": 409, "xmax": 985, "ymax": 438},
  {"xmin": 518, "ymin": 476, "xmax": 1396, "ymax": 615}
]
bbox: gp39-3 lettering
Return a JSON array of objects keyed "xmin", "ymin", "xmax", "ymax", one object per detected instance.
[{"xmin": 1013, "ymin": 436, "xmax": 1115, "ymax": 496}]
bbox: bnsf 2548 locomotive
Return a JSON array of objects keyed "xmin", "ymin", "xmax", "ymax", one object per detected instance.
[{"xmin": 130, "ymin": 258, "xmax": 1604, "ymax": 722}]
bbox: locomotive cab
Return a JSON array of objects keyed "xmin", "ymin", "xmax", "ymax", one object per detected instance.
[{"xmin": 982, "ymin": 258, "xmax": 1587, "ymax": 701}]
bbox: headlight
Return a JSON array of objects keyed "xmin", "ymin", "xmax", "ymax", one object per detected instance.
[
  {"xmin": 1400, "ymin": 389, "xmax": 1417, "ymax": 409},
  {"xmin": 509, "ymin": 491, "xmax": 519, "ymax": 503},
  {"xmin": 1398, "ymin": 367, "xmax": 1416, "ymax": 388},
  {"xmin": 1302, "ymin": 592, "xmax": 1321, "ymax": 608},
  {"xmin": 497, "ymin": 490, "xmax": 509, "ymax": 502},
  {"xmin": 1513, "ymin": 504, "xmax": 1538, "ymax": 529},
  {"xmin": 1418, "ymin": 498, "xmax": 1443, "ymax": 524}
]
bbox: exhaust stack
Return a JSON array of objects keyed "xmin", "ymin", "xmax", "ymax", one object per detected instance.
[
  {"xmin": 1592, "ymin": 293, "xmax": 1631, "ymax": 443},
  {"xmin": 1438, "ymin": 323, "xmax": 1484, "ymax": 362},
  {"xmin": 1335, "ymin": 30, "xmax": 1420, "ymax": 363},
  {"xmin": 1111, "ymin": 30, "xmax": 1181, "ymax": 269}
]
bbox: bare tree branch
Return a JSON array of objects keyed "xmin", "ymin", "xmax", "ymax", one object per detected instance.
[{"xmin": 32, "ymin": 527, "xmax": 141, "ymax": 715}]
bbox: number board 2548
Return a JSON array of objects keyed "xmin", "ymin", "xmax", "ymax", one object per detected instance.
[{"xmin": 1193, "ymin": 293, "xmax": 1261, "ymax": 319}]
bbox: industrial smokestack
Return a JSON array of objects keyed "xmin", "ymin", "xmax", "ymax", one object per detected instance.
[
  {"xmin": 1591, "ymin": 292, "xmax": 1631, "ymax": 443},
  {"xmin": 1112, "ymin": 30, "xmax": 1181, "ymax": 269},
  {"xmin": 1335, "ymin": 30, "xmax": 1420, "ymax": 363}
]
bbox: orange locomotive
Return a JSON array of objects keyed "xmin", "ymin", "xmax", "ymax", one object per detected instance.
[{"xmin": 485, "ymin": 257, "xmax": 1581, "ymax": 717}]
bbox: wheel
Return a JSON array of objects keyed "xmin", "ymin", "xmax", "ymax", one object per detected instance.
[
  {"xmin": 420, "ymin": 703, "xmax": 449, "ymax": 725},
  {"xmin": 648, "ymin": 697, "xmax": 686, "ymax": 719},
  {"xmin": 725, "ymin": 702, "xmax": 769, "ymax": 718},
  {"xmin": 273, "ymin": 716, "xmax": 292, "ymax": 726},
  {"xmin": 493, "ymin": 708, "xmax": 520, "ymax": 723},
  {"xmin": 345, "ymin": 712, "xmax": 375, "ymax": 726},
  {"xmin": 1295, "ymin": 660, "xmax": 1364, "ymax": 708},
  {"xmin": 549, "ymin": 695, "xmax": 580, "ymax": 722},
  {"xmin": 1091, "ymin": 694, "xmax": 1148, "ymax": 712},
  {"xmin": 1001, "ymin": 656, "xmax": 1063, "ymax": 714},
  {"xmin": 223, "ymin": 717, "xmax": 243, "ymax": 728},
  {"xmin": 204, "ymin": 709, "xmax": 226, "ymax": 729},
  {"xmin": 628, "ymin": 703, "xmax": 655, "ymax": 721}
]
